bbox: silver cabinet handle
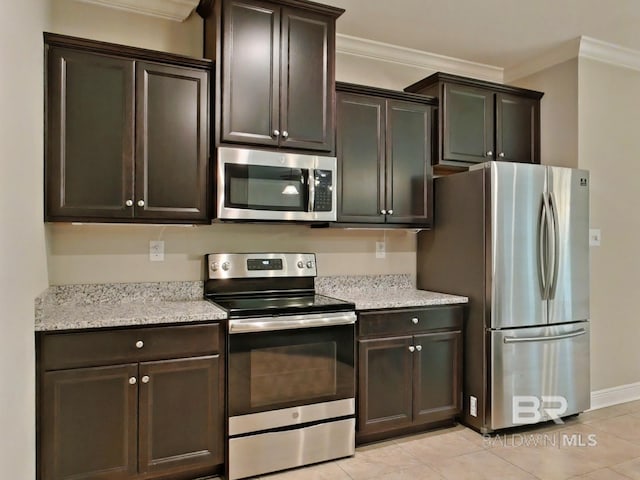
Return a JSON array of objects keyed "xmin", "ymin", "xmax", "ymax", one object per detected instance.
[
  {"xmin": 282, "ymin": 131, "xmax": 289, "ymax": 139},
  {"xmin": 411, "ymin": 317, "xmax": 419, "ymax": 324},
  {"xmin": 125, "ymin": 199, "xmax": 133, "ymax": 207},
  {"xmin": 129, "ymin": 377, "xmax": 137, "ymax": 385},
  {"xmin": 273, "ymin": 129, "xmax": 280, "ymax": 137},
  {"xmin": 388, "ymin": 209, "xmax": 393, "ymax": 215},
  {"xmin": 135, "ymin": 340, "xmax": 144, "ymax": 349},
  {"xmin": 408, "ymin": 346, "xmax": 415, "ymax": 352},
  {"xmin": 141, "ymin": 375, "xmax": 150, "ymax": 384},
  {"xmin": 499, "ymin": 152, "xmax": 505, "ymax": 158},
  {"xmin": 137, "ymin": 200, "xmax": 145, "ymax": 207},
  {"xmin": 415, "ymin": 345, "xmax": 422, "ymax": 352},
  {"xmin": 487, "ymin": 151, "xmax": 493, "ymax": 156},
  {"xmin": 381, "ymin": 209, "xmax": 387, "ymax": 215}
]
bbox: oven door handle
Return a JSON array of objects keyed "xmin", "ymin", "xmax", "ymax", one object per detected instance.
[{"xmin": 228, "ymin": 311, "xmax": 357, "ymax": 333}]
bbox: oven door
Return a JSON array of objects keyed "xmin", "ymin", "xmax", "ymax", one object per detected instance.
[
  {"xmin": 217, "ymin": 146, "xmax": 336, "ymax": 221},
  {"xmin": 228, "ymin": 318, "xmax": 355, "ymax": 417}
]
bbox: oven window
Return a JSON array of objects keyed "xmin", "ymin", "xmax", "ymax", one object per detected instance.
[
  {"xmin": 250, "ymin": 342, "xmax": 337, "ymax": 407},
  {"xmin": 228, "ymin": 325, "xmax": 355, "ymax": 416},
  {"xmin": 225, "ymin": 164, "xmax": 308, "ymax": 211}
]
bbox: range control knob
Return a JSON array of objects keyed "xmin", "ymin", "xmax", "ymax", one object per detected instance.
[
  {"xmin": 306, "ymin": 261, "xmax": 314, "ymax": 269},
  {"xmin": 297, "ymin": 261, "xmax": 305, "ymax": 269},
  {"xmin": 221, "ymin": 262, "xmax": 231, "ymax": 271}
]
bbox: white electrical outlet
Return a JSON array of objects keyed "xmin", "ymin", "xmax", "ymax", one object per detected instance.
[
  {"xmin": 375, "ymin": 241, "xmax": 386, "ymax": 259},
  {"xmin": 149, "ymin": 240, "xmax": 164, "ymax": 261},
  {"xmin": 589, "ymin": 229, "xmax": 601, "ymax": 247},
  {"xmin": 470, "ymin": 396, "xmax": 478, "ymax": 417}
]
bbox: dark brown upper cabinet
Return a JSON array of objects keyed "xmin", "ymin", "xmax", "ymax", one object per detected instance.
[
  {"xmin": 45, "ymin": 33, "xmax": 211, "ymax": 223},
  {"xmin": 336, "ymin": 83, "xmax": 435, "ymax": 227},
  {"xmin": 404, "ymin": 72, "xmax": 543, "ymax": 171},
  {"xmin": 200, "ymin": 0, "xmax": 344, "ymax": 153}
]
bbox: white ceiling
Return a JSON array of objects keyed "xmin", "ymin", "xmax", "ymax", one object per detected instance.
[{"xmin": 322, "ymin": 0, "xmax": 640, "ymax": 69}]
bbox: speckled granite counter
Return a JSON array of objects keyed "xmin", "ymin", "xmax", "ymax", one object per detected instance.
[
  {"xmin": 35, "ymin": 282, "xmax": 227, "ymax": 331},
  {"xmin": 316, "ymin": 274, "xmax": 468, "ymax": 311}
]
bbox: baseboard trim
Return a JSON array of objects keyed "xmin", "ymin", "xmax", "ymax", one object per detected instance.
[{"xmin": 590, "ymin": 382, "xmax": 640, "ymax": 410}]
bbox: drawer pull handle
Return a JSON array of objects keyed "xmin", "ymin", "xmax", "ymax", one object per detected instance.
[
  {"xmin": 411, "ymin": 317, "xmax": 419, "ymax": 324},
  {"xmin": 141, "ymin": 375, "xmax": 150, "ymax": 384},
  {"xmin": 129, "ymin": 377, "xmax": 137, "ymax": 385},
  {"xmin": 135, "ymin": 340, "xmax": 144, "ymax": 349},
  {"xmin": 408, "ymin": 346, "xmax": 415, "ymax": 353},
  {"xmin": 415, "ymin": 345, "xmax": 422, "ymax": 352}
]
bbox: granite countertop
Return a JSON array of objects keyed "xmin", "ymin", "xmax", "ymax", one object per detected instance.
[
  {"xmin": 35, "ymin": 275, "xmax": 466, "ymax": 332},
  {"xmin": 316, "ymin": 274, "xmax": 468, "ymax": 311},
  {"xmin": 35, "ymin": 282, "xmax": 227, "ymax": 332}
]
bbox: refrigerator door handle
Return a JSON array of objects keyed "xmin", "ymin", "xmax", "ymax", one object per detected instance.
[
  {"xmin": 503, "ymin": 328, "xmax": 586, "ymax": 344},
  {"xmin": 540, "ymin": 193, "xmax": 552, "ymax": 300},
  {"xmin": 548, "ymin": 192, "xmax": 560, "ymax": 299}
]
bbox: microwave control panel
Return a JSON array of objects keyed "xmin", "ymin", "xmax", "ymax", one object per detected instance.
[{"xmin": 313, "ymin": 170, "xmax": 333, "ymax": 212}]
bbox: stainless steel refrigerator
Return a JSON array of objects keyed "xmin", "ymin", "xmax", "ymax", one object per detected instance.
[{"xmin": 417, "ymin": 161, "xmax": 590, "ymax": 433}]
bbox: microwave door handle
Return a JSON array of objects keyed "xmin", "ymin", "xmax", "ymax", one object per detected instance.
[{"xmin": 308, "ymin": 169, "xmax": 315, "ymax": 212}]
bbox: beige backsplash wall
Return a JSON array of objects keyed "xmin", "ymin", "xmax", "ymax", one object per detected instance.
[
  {"xmin": 46, "ymin": 0, "xmax": 439, "ymax": 286},
  {"xmin": 47, "ymin": 224, "xmax": 417, "ymax": 284}
]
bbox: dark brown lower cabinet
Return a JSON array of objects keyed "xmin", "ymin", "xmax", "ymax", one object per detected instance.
[
  {"xmin": 357, "ymin": 306, "xmax": 463, "ymax": 443},
  {"xmin": 138, "ymin": 356, "xmax": 221, "ymax": 476},
  {"xmin": 42, "ymin": 364, "xmax": 138, "ymax": 480},
  {"xmin": 38, "ymin": 323, "xmax": 224, "ymax": 480}
]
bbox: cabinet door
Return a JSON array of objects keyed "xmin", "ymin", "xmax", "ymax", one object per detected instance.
[
  {"xmin": 442, "ymin": 83, "xmax": 494, "ymax": 164},
  {"xmin": 386, "ymin": 100, "xmax": 432, "ymax": 225},
  {"xmin": 496, "ymin": 93, "xmax": 540, "ymax": 164},
  {"xmin": 41, "ymin": 364, "xmax": 138, "ymax": 480},
  {"xmin": 221, "ymin": 0, "xmax": 280, "ymax": 146},
  {"xmin": 135, "ymin": 62, "xmax": 209, "ymax": 221},
  {"xmin": 280, "ymin": 7, "xmax": 334, "ymax": 152},
  {"xmin": 138, "ymin": 355, "xmax": 223, "ymax": 476},
  {"xmin": 46, "ymin": 47, "xmax": 134, "ymax": 220},
  {"xmin": 413, "ymin": 331, "xmax": 462, "ymax": 425},
  {"xmin": 357, "ymin": 336, "xmax": 413, "ymax": 436},
  {"xmin": 336, "ymin": 93, "xmax": 386, "ymax": 223}
]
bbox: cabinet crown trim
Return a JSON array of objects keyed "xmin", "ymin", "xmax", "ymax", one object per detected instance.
[
  {"xmin": 404, "ymin": 72, "xmax": 544, "ymax": 100},
  {"xmin": 197, "ymin": 0, "xmax": 344, "ymax": 18},
  {"xmin": 44, "ymin": 32, "xmax": 213, "ymax": 69},
  {"xmin": 336, "ymin": 82, "xmax": 437, "ymax": 105}
]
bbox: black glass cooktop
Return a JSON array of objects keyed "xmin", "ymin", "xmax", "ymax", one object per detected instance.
[{"xmin": 209, "ymin": 293, "xmax": 355, "ymax": 318}]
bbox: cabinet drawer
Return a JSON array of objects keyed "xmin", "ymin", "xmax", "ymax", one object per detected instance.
[
  {"xmin": 358, "ymin": 306, "xmax": 463, "ymax": 338},
  {"xmin": 41, "ymin": 323, "xmax": 220, "ymax": 370}
]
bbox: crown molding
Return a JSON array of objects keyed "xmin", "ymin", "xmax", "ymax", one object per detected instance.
[
  {"xmin": 505, "ymin": 36, "xmax": 640, "ymax": 82},
  {"xmin": 504, "ymin": 38, "xmax": 581, "ymax": 83},
  {"xmin": 579, "ymin": 36, "xmax": 640, "ymax": 72},
  {"xmin": 73, "ymin": 0, "xmax": 199, "ymax": 21},
  {"xmin": 336, "ymin": 34, "xmax": 503, "ymax": 84}
]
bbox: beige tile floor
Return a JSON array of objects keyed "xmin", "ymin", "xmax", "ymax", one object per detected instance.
[{"xmin": 255, "ymin": 400, "xmax": 640, "ymax": 480}]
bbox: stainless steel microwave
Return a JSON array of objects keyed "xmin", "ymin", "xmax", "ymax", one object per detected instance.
[{"xmin": 216, "ymin": 147, "xmax": 337, "ymax": 222}]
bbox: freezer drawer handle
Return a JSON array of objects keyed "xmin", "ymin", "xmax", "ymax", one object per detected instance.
[{"xmin": 503, "ymin": 328, "xmax": 586, "ymax": 344}]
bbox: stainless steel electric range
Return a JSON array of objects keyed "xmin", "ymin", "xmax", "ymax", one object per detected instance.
[{"xmin": 204, "ymin": 253, "xmax": 356, "ymax": 480}]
